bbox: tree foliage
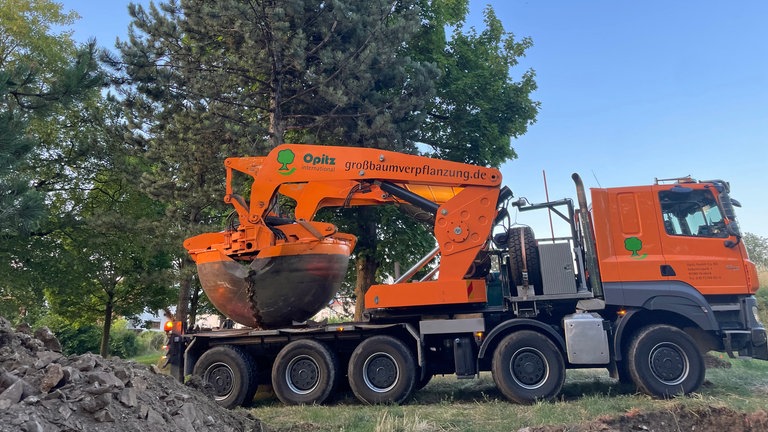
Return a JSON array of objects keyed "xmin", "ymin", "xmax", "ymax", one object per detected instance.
[
  {"xmin": 111, "ymin": 0, "xmax": 442, "ymax": 325},
  {"xmin": 1, "ymin": 1, "xmax": 175, "ymax": 358},
  {"xmin": 415, "ymin": 5, "xmax": 538, "ymax": 167},
  {"xmin": 745, "ymin": 232, "xmax": 768, "ymax": 270},
  {"xmin": 108, "ymin": 0, "xmax": 538, "ymax": 325},
  {"xmin": 0, "ymin": 0, "xmax": 100, "ymax": 238},
  {"xmin": 1, "ymin": 0, "xmax": 102, "ymax": 320}
]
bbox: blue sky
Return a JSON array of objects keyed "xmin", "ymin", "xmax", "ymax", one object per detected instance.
[{"xmin": 59, "ymin": 0, "xmax": 768, "ymax": 238}]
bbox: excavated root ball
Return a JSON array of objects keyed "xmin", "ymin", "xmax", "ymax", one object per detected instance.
[{"xmin": 196, "ymin": 240, "xmax": 351, "ymax": 329}]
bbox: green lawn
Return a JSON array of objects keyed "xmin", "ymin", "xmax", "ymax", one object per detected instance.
[
  {"xmin": 130, "ymin": 351, "xmax": 163, "ymax": 367},
  {"xmin": 247, "ymin": 357, "xmax": 768, "ymax": 432}
]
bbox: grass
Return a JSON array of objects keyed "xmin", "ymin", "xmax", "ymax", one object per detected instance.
[
  {"xmin": 247, "ymin": 357, "xmax": 768, "ymax": 432},
  {"xmin": 130, "ymin": 351, "xmax": 163, "ymax": 367}
]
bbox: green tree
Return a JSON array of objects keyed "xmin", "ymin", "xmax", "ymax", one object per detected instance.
[
  {"xmin": 340, "ymin": 2, "xmax": 539, "ymax": 318},
  {"xmin": 42, "ymin": 159, "xmax": 175, "ymax": 356},
  {"xmin": 111, "ymin": 0, "xmax": 437, "ymax": 326},
  {"xmin": 0, "ymin": 0, "xmax": 100, "ymax": 237},
  {"xmin": 0, "ymin": 0, "xmax": 103, "ymax": 320},
  {"xmin": 415, "ymin": 5, "xmax": 538, "ymax": 167},
  {"xmin": 745, "ymin": 232, "xmax": 768, "ymax": 270},
  {"xmin": 112, "ymin": 0, "xmax": 538, "ymax": 324},
  {"xmin": 1, "ymin": 2, "xmax": 176, "ymax": 358}
]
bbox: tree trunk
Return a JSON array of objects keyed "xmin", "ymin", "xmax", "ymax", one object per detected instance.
[
  {"xmin": 189, "ymin": 283, "xmax": 201, "ymax": 329},
  {"xmin": 353, "ymin": 208, "xmax": 378, "ymax": 321},
  {"xmin": 353, "ymin": 253, "xmax": 378, "ymax": 321},
  {"xmin": 176, "ymin": 258, "xmax": 194, "ymax": 329},
  {"xmin": 99, "ymin": 293, "xmax": 114, "ymax": 357},
  {"xmin": 268, "ymin": 30, "xmax": 285, "ymax": 147}
]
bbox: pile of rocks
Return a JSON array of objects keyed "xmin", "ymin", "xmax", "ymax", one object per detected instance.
[{"xmin": 0, "ymin": 317, "xmax": 263, "ymax": 432}]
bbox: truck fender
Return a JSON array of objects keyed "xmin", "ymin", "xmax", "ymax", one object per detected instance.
[
  {"xmin": 478, "ymin": 318, "xmax": 566, "ymax": 361},
  {"xmin": 604, "ymin": 281, "xmax": 719, "ymax": 333},
  {"xmin": 610, "ymin": 287, "xmax": 720, "ymax": 362}
]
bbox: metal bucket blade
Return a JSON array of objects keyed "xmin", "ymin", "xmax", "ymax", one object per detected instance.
[
  {"xmin": 196, "ymin": 256, "xmax": 259, "ymax": 327},
  {"xmin": 247, "ymin": 253, "xmax": 349, "ymax": 328}
]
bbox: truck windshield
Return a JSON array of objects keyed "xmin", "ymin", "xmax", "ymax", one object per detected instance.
[{"xmin": 659, "ymin": 189, "xmax": 729, "ymax": 238}]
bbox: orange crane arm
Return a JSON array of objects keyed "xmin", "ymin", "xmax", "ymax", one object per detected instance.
[{"xmin": 185, "ymin": 144, "xmax": 505, "ymax": 326}]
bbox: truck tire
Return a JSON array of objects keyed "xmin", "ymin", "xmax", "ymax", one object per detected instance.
[
  {"xmin": 615, "ymin": 361, "xmax": 634, "ymax": 387},
  {"xmin": 193, "ymin": 345, "xmax": 257, "ymax": 409},
  {"xmin": 626, "ymin": 324, "xmax": 705, "ymax": 398},
  {"xmin": 414, "ymin": 370, "xmax": 433, "ymax": 391},
  {"xmin": 348, "ymin": 335, "xmax": 416, "ymax": 404},
  {"xmin": 271, "ymin": 339, "xmax": 339, "ymax": 405},
  {"xmin": 492, "ymin": 330, "xmax": 565, "ymax": 404},
  {"xmin": 506, "ymin": 227, "xmax": 542, "ymax": 294}
]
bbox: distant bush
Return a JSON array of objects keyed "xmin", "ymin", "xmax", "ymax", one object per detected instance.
[
  {"xmin": 757, "ymin": 270, "xmax": 768, "ymax": 326},
  {"xmin": 137, "ymin": 329, "xmax": 165, "ymax": 353},
  {"xmin": 37, "ymin": 315, "xmax": 101, "ymax": 355},
  {"xmin": 108, "ymin": 319, "xmax": 140, "ymax": 358}
]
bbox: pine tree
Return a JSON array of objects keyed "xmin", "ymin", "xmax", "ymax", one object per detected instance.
[
  {"xmin": 0, "ymin": 0, "xmax": 103, "ymax": 320},
  {"xmin": 111, "ymin": 0, "xmax": 438, "ymax": 325}
]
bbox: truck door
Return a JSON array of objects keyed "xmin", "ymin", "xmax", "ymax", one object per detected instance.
[
  {"xmin": 591, "ymin": 186, "xmax": 667, "ymax": 284},
  {"xmin": 654, "ymin": 184, "xmax": 748, "ymax": 295}
]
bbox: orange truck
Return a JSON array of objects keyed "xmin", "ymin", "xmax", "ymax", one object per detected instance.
[{"xmin": 165, "ymin": 144, "xmax": 766, "ymax": 408}]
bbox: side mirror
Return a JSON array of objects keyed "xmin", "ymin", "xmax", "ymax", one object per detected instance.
[{"xmin": 730, "ymin": 198, "xmax": 742, "ymax": 207}]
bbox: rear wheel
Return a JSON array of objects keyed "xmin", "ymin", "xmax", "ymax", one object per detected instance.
[
  {"xmin": 627, "ymin": 324, "xmax": 704, "ymax": 398},
  {"xmin": 193, "ymin": 345, "xmax": 257, "ymax": 409},
  {"xmin": 271, "ymin": 339, "xmax": 339, "ymax": 405},
  {"xmin": 348, "ymin": 335, "xmax": 416, "ymax": 404},
  {"xmin": 492, "ymin": 331, "xmax": 565, "ymax": 404}
]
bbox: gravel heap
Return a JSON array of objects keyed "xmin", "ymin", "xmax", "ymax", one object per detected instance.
[{"xmin": 0, "ymin": 316, "xmax": 263, "ymax": 432}]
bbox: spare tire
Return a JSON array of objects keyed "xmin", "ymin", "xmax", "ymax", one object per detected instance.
[{"xmin": 506, "ymin": 226, "xmax": 542, "ymax": 295}]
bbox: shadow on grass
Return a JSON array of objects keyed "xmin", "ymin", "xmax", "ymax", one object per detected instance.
[
  {"xmin": 248, "ymin": 371, "xmax": 639, "ymax": 408},
  {"xmin": 559, "ymin": 378, "xmax": 637, "ymax": 400}
]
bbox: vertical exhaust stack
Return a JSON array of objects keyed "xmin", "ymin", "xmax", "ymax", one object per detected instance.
[{"xmin": 572, "ymin": 173, "xmax": 603, "ymax": 298}]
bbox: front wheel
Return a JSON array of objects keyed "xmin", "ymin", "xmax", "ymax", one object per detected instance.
[
  {"xmin": 271, "ymin": 339, "xmax": 339, "ymax": 405},
  {"xmin": 627, "ymin": 324, "xmax": 705, "ymax": 398},
  {"xmin": 348, "ymin": 335, "xmax": 416, "ymax": 404},
  {"xmin": 193, "ymin": 345, "xmax": 257, "ymax": 409},
  {"xmin": 492, "ymin": 331, "xmax": 565, "ymax": 404}
]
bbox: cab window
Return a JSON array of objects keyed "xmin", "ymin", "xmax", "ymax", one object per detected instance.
[{"xmin": 659, "ymin": 189, "xmax": 728, "ymax": 238}]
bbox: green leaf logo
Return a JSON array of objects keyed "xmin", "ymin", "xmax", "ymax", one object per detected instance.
[
  {"xmin": 276, "ymin": 149, "xmax": 296, "ymax": 175},
  {"xmin": 624, "ymin": 237, "xmax": 647, "ymax": 260}
]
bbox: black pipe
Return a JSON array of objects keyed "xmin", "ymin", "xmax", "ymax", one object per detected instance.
[
  {"xmin": 379, "ymin": 181, "xmax": 440, "ymax": 213},
  {"xmin": 572, "ymin": 173, "xmax": 603, "ymax": 298}
]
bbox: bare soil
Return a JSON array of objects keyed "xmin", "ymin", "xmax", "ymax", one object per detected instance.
[{"xmin": 520, "ymin": 406, "xmax": 768, "ymax": 432}]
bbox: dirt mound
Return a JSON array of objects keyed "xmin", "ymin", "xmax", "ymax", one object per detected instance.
[
  {"xmin": 519, "ymin": 406, "xmax": 768, "ymax": 432},
  {"xmin": 704, "ymin": 352, "xmax": 732, "ymax": 369},
  {"xmin": 0, "ymin": 316, "xmax": 262, "ymax": 432}
]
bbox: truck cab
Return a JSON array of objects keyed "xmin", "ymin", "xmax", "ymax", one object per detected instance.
[{"xmin": 590, "ymin": 177, "xmax": 766, "ymax": 363}]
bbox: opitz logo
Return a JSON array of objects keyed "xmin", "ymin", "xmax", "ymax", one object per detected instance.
[
  {"xmin": 303, "ymin": 153, "xmax": 336, "ymax": 166},
  {"xmin": 276, "ymin": 149, "xmax": 296, "ymax": 176}
]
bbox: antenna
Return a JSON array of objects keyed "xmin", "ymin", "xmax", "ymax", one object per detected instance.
[
  {"xmin": 591, "ymin": 170, "xmax": 602, "ymax": 188},
  {"xmin": 543, "ymin": 170, "xmax": 555, "ymax": 243}
]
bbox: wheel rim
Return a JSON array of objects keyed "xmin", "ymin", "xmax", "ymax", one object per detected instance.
[
  {"xmin": 362, "ymin": 352, "xmax": 399, "ymax": 393},
  {"xmin": 285, "ymin": 355, "xmax": 320, "ymax": 395},
  {"xmin": 509, "ymin": 347, "xmax": 549, "ymax": 390},
  {"xmin": 648, "ymin": 342, "xmax": 689, "ymax": 385},
  {"xmin": 204, "ymin": 362, "xmax": 234, "ymax": 400}
]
